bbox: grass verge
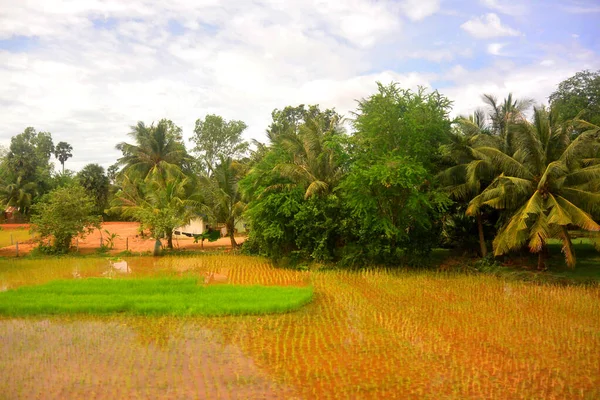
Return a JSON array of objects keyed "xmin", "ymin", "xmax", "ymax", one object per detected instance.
[{"xmin": 0, "ymin": 278, "xmax": 313, "ymax": 316}]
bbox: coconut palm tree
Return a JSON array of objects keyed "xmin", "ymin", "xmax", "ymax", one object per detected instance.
[
  {"xmin": 204, "ymin": 156, "xmax": 247, "ymax": 248},
  {"xmin": 482, "ymin": 93, "xmax": 534, "ymax": 143},
  {"xmin": 115, "ymin": 120, "xmax": 192, "ymax": 182},
  {"xmin": 438, "ymin": 110, "xmax": 502, "ymax": 256},
  {"xmin": 0, "ymin": 176, "xmax": 38, "ymax": 216},
  {"xmin": 272, "ymin": 114, "xmax": 346, "ymax": 199},
  {"xmin": 111, "ymin": 174, "xmax": 204, "ymax": 250},
  {"xmin": 467, "ymin": 107, "xmax": 600, "ymax": 268}
]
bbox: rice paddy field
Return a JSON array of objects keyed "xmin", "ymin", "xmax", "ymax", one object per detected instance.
[
  {"xmin": 0, "ymin": 228, "xmax": 32, "ymax": 248},
  {"xmin": 1, "ymin": 254, "xmax": 599, "ymax": 399}
]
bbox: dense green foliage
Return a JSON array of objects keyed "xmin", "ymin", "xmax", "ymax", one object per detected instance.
[
  {"xmin": 2, "ymin": 70, "xmax": 599, "ymax": 268},
  {"xmin": 77, "ymin": 164, "xmax": 110, "ymax": 216},
  {"xmin": 549, "ymin": 70, "xmax": 600, "ymax": 125},
  {"xmin": 192, "ymin": 114, "xmax": 249, "ymax": 173},
  {"xmin": 0, "ymin": 278, "xmax": 313, "ymax": 316},
  {"xmin": 30, "ymin": 185, "xmax": 101, "ymax": 253}
]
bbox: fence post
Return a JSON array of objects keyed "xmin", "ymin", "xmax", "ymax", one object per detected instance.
[
  {"xmin": 126, "ymin": 237, "xmax": 129, "ymax": 251},
  {"xmin": 15, "ymin": 241, "xmax": 19, "ymax": 257}
]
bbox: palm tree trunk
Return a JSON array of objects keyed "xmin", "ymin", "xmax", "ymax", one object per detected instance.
[
  {"xmin": 537, "ymin": 250, "xmax": 545, "ymax": 271},
  {"xmin": 228, "ymin": 221, "xmax": 237, "ymax": 248},
  {"xmin": 477, "ymin": 214, "xmax": 487, "ymax": 257}
]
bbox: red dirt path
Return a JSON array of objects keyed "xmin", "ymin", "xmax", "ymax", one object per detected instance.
[{"xmin": 0, "ymin": 222, "xmax": 244, "ymax": 257}]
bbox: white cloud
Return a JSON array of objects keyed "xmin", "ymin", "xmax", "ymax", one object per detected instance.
[
  {"xmin": 487, "ymin": 43, "xmax": 506, "ymax": 56},
  {"xmin": 562, "ymin": 5, "xmax": 600, "ymax": 13},
  {"xmin": 0, "ymin": 1, "xmax": 597, "ymax": 172},
  {"xmin": 480, "ymin": 0, "xmax": 527, "ymax": 16},
  {"xmin": 399, "ymin": 0, "xmax": 441, "ymax": 21},
  {"xmin": 442, "ymin": 59, "xmax": 598, "ymax": 118},
  {"xmin": 461, "ymin": 13, "xmax": 521, "ymax": 39}
]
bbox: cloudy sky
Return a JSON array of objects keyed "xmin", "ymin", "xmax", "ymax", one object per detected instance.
[{"xmin": 1, "ymin": 0, "xmax": 599, "ymax": 171}]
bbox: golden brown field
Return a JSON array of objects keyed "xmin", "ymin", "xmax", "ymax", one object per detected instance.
[{"xmin": 1, "ymin": 255, "xmax": 599, "ymax": 399}]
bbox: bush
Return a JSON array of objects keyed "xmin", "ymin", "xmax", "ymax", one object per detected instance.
[{"xmin": 30, "ymin": 185, "xmax": 101, "ymax": 253}]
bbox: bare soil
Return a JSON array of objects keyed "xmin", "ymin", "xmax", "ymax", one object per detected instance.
[{"xmin": 0, "ymin": 222, "xmax": 244, "ymax": 257}]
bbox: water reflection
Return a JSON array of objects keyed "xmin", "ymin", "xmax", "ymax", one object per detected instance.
[{"xmin": 103, "ymin": 259, "xmax": 131, "ymax": 278}]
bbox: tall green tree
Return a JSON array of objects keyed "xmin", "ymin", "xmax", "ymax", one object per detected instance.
[
  {"xmin": 2, "ymin": 128, "xmax": 55, "ymax": 214},
  {"xmin": 467, "ymin": 109, "xmax": 600, "ymax": 268},
  {"xmin": 77, "ymin": 164, "xmax": 110, "ymax": 216},
  {"xmin": 54, "ymin": 141, "xmax": 73, "ymax": 174},
  {"xmin": 481, "ymin": 93, "xmax": 533, "ymax": 154},
  {"xmin": 241, "ymin": 105, "xmax": 347, "ymax": 262},
  {"xmin": 116, "ymin": 119, "xmax": 192, "ymax": 181},
  {"xmin": 272, "ymin": 111, "xmax": 347, "ymax": 198},
  {"xmin": 549, "ymin": 70, "xmax": 600, "ymax": 125},
  {"xmin": 191, "ymin": 115, "xmax": 248, "ymax": 173},
  {"xmin": 341, "ymin": 83, "xmax": 453, "ymax": 264},
  {"xmin": 352, "ymin": 83, "xmax": 452, "ymax": 170},
  {"xmin": 205, "ymin": 156, "xmax": 247, "ymax": 248},
  {"xmin": 5, "ymin": 128, "xmax": 54, "ymax": 182}
]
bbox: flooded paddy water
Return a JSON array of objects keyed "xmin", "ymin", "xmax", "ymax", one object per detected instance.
[{"xmin": 1, "ymin": 255, "xmax": 599, "ymax": 399}]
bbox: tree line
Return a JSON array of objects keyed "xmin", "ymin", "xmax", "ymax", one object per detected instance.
[{"xmin": 1, "ymin": 70, "xmax": 599, "ymax": 267}]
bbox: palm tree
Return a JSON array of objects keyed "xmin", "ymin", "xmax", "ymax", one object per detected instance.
[
  {"xmin": 0, "ymin": 176, "xmax": 38, "ymax": 216},
  {"xmin": 482, "ymin": 93, "xmax": 534, "ymax": 154},
  {"xmin": 467, "ymin": 108, "xmax": 600, "ymax": 268},
  {"xmin": 111, "ymin": 174, "xmax": 203, "ymax": 250},
  {"xmin": 54, "ymin": 141, "xmax": 73, "ymax": 174},
  {"xmin": 115, "ymin": 120, "xmax": 192, "ymax": 182},
  {"xmin": 205, "ymin": 156, "xmax": 247, "ymax": 248},
  {"xmin": 438, "ymin": 110, "xmax": 501, "ymax": 257},
  {"xmin": 272, "ymin": 114, "xmax": 346, "ymax": 198}
]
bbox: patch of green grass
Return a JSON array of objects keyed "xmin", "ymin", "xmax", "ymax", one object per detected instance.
[{"xmin": 0, "ymin": 278, "xmax": 313, "ymax": 316}]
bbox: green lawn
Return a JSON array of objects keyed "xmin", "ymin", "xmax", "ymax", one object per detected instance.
[{"xmin": 0, "ymin": 277, "xmax": 313, "ymax": 316}]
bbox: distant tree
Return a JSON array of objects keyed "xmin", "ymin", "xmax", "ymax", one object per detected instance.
[
  {"xmin": 50, "ymin": 170, "xmax": 77, "ymax": 189},
  {"xmin": 31, "ymin": 185, "xmax": 101, "ymax": 253},
  {"xmin": 549, "ymin": 70, "xmax": 600, "ymax": 125},
  {"xmin": 191, "ymin": 115, "xmax": 249, "ymax": 173},
  {"xmin": 267, "ymin": 104, "xmax": 340, "ymax": 143},
  {"xmin": 107, "ymin": 163, "xmax": 119, "ymax": 185},
  {"xmin": 4, "ymin": 127, "xmax": 54, "ymax": 183},
  {"xmin": 54, "ymin": 141, "xmax": 73, "ymax": 174},
  {"xmin": 2, "ymin": 127, "xmax": 55, "ymax": 213},
  {"xmin": 77, "ymin": 164, "xmax": 110, "ymax": 216}
]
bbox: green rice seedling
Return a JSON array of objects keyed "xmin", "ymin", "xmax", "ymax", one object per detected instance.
[{"xmin": 0, "ymin": 278, "xmax": 313, "ymax": 316}]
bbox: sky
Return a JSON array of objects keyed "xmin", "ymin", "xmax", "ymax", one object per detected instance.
[{"xmin": 0, "ymin": 0, "xmax": 599, "ymax": 172}]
